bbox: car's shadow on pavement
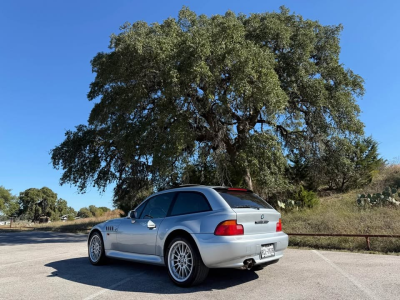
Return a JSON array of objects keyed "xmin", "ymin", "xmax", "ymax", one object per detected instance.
[
  {"xmin": 0, "ymin": 231, "xmax": 87, "ymax": 246},
  {"xmin": 45, "ymin": 257, "xmax": 260, "ymax": 294}
]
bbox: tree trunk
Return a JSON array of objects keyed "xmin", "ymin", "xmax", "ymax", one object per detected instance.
[{"xmin": 244, "ymin": 167, "xmax": 253, "ymax": 190}]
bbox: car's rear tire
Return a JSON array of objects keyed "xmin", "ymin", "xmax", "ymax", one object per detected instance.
[
  {"xmin": 166, "ymin": 237, "xmax": 209, "ymax": 287},
  {"xmin": 88, "ymin": 231, "xmax": 107, "ymax": 265}
]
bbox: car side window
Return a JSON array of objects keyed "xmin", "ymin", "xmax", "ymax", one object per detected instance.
[
  {"xmin": 140, "ymin": 193, "xmax": 175, "ymax": 219},
  {"xmin": 170, "ymin": 192, "xmax": 211, "ymax": 216},
  {"xmin": 133, "ymin": 202, "xmax": 146, "ymax": 218}
]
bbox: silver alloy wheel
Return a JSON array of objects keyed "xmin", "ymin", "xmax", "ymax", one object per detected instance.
[
  {"xmin": 168, "ymin": 241, "xmax": 193, "ymax": 282},
  {"xmin": 89, "ymin": 234, "xmax": 102, "ymax": 263}
]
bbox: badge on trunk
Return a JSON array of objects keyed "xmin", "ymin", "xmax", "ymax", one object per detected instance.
[{"xmin": 255, "ymin": 220, "xmax": 269, "ymax": 224}]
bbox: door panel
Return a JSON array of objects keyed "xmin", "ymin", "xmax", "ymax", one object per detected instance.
[
  {"xmin": 116, "ymin": 192, "xmax": 175, "ymax": 255},
  {"xmin": 116, "ymin": 218, "xmax": 164, "ymax": 254}
]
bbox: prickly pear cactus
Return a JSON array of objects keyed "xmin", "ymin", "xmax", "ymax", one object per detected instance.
[{"xmin": 357, "ymin": 186, "xmax": 400, "ymax": 208}]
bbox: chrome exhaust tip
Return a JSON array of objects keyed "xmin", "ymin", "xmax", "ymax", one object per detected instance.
[{"xmin": 243, "ymin": 259, "xmax": 255, "ymax": 270}]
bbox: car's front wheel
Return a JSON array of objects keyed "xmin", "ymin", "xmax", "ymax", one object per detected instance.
[
  {"xmin": 88, "ymin": 231, "xmax": 106, "ymax": 265},
  {"xmin": 166, "ymin": 237, "xmax": 209, "ymax": 287}
]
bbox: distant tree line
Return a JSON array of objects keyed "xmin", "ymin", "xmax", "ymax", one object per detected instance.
[
  {"xmin": 0, "ymin": 186, "xmax": 111, "ymax": 222},
  {"xmin": 77, "ymin": 205, "xmax": 111, "ymax": 218}
]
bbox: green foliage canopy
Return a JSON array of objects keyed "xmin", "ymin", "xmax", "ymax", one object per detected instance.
[
  {"xmin": 291, "ymin": 136, "xmax": 384, "ymax": 191},
  {"xmin": 322, "ymin": 136, "xmax": 384, "ymax": 190},
  {"xmin": 66, "ymin": 206, "xmax": 77, "ymax": 217},
  {"xmin": 51, "ymin": 7, "xmax": 366, "ymax": 208},
  {"xmin": 77, "ymin": 205, "xmax": 110, "ymax": 218},
  {"xmin": 77, "ymin": 207, "xmax": 91, "ymax": 218},
  {"xmin": 0, "ymin": 186, "xmax": 19, "ymax": 216},
  {"xmin": 89, "ymin": 204, "xmax": 103, "ymax": 217},
  {"xmin": 0, "ymin": 186, "xmax": 11, "ymax": 212},
  {"xmin": 56, "ymin": 198, "xmax": 68, "ymax": 216},
  {"xmin": 19, "ymin": 187, "xmax": 58, "ymax": 221}
]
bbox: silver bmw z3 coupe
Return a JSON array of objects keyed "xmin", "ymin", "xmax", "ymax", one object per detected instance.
[{"xmin": 87, "ymin": 185, "xmax": 289, "ymax": 286}]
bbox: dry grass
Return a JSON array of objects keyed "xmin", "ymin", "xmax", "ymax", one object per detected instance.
[
  {"xmin": 363, "ymin": 164, "xmax": 400, "ymax": 194},
  {"xmin": 282, "ymin": 165, "xmax": 400, "ymax": 253},
  {"xmin": 0, "ymin": 210, "xmax": 124, "ymax": 234}
]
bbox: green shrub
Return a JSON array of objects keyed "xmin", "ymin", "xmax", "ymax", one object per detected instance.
[
  {"xmin": 295, "ymin": 186, "xmax": 319, "ymax": 208},
  {"xmin": 277, "ymin": 186, "xmax": 319, "ymax": 211}
]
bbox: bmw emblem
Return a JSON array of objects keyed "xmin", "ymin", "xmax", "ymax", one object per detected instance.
[{"xmin": 261, "ymin": 214, "xmax": 264, "ymax": 219}]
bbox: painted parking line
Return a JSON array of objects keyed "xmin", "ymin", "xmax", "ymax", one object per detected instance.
[
  {"xmin": 312, "ymin": 250, "xmax": 378, "ymax": 300},
  {"xmin": 83, "ymin": 272, "xmax": 145, "ymax": 300}
]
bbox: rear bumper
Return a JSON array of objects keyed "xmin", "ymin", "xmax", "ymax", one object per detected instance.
[
  {"xmin": 192, "ymin": 232, "xmax": 289, "ymax": 268},
  {"xmin": 192, "ymin": 232, "xmax": 288, "ymax": 268}
]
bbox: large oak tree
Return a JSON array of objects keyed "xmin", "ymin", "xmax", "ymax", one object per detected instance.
[
  {"xmin": 19, "ymin": 187, "xmax": 58, "ymax": 221},
  {"xmin": 51, "ymin": 7, "xmax": 365, "ymax": 208}
]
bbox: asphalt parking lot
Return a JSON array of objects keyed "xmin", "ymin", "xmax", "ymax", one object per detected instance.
[{"xmin": 0, "ymin": 231, "xmax": 399, "ymax": 300}]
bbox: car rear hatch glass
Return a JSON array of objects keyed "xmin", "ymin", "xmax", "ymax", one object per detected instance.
[{"xmin": 215, "ymin": 189, "xmax": 280, "ymax": 234}]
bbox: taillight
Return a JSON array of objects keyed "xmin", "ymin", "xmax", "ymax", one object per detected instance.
[
  {"xmin": 214, "ymin": 220, "xmax": 244, "ymax": 236},
  {"xmin": 276, "ymin": 218, "xmax": 282, "ymax": 232}
]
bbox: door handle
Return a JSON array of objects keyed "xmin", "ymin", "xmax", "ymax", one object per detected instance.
[{"xmin": 147, "ymin": 220, "xmax": 156, "ymax": 229}]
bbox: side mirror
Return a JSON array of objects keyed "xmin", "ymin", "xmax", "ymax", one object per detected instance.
[{"xmin": 129, "ymin": 210, "xmax": 137, "ymax": 223}]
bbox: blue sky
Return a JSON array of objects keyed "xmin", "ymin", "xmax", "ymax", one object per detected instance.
[{"xmin": 0, "ymin": 0, "xmax": 399, "ymax": 210}]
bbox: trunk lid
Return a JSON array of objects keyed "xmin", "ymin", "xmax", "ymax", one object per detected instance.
[
  {"xmin": 232, "ymin": 208, "xmax": 280, "ymax": 234},
  {"xmin": 215, "ymin": 188, "xmax": 281, "ymax": 235}
]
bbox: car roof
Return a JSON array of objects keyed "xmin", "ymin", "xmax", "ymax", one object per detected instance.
[{"xmin": 153, "ymin": 185, "xmax": 226, "ymax": 195}]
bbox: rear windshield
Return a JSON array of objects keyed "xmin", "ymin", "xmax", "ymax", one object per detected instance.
[{"xmin": 216, "ymin": 190, "xmax": 273, "ymax": 209}]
